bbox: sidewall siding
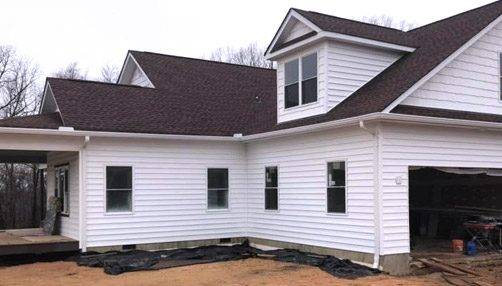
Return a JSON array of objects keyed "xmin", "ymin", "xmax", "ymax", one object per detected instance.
[
  {"xmin": 84, "ymin": 138, "xmax": 247, "ymax": 247},
  {"xmin": 83, "ymin": 128, "xmax": 377, "ymax": 254},
  {"xmin": 380, "ymin": 122, "xmax": 502, "ymax": 255}
]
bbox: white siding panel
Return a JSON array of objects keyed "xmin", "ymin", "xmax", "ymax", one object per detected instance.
[
  {"xmin": 47, "ymin": 151, "xmax": 79, "ymax": 240},
  {"xmin": 247, "ymin": 127, "xmax": 376, "ymax": 254},
  {"xmin": 326, "ymin": 41, "xmax": 402, "ymax": 110},
  {"xmin": 130, "ymin": 66, "xmax": 150, "ymax": 87},
  {"xmin": 282, "ymin": 19, "xmax": 313, "ymax": 42},
  {"xmin": 402, "ymin": 23, "xmax": 502, "ymax": 114},
  {"xmin": 380, "ymin": 123, "xmax": 502, "ymax": 255},
  {"xmin": 84, "ymin": 138, "xmax": 247, "ymax": 247}
]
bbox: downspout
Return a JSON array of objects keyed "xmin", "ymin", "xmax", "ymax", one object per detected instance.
[
  {"xmin": 359, "ymin": 121, "xmax": 381, "ymax": 269},
  {"xmin": 79, "ymin": 136, "xmax": 90, "ymax": 251}
]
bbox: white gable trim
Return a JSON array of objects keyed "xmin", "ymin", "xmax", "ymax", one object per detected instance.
[
  {"xmin": 117, "ymin": 52, "xmax": 155, "ymax": 88},
  {"xmin": 382, "ymin": 15, "xmax": 502, "ymax": 113},
  {"xmin": 40, "ymin": 82, "xmax": 61, "ymax": 114},
  {"xmin": 265, "ymin": 10, "xmax": 322, "ymax": 57}
]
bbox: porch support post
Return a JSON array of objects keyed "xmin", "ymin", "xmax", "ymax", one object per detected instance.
[{"xmin": 78, "ymin": 136, "xmax": 90, "ymax": 251}]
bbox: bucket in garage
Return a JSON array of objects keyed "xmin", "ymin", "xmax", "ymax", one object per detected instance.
[{"xmin": 452, "ymin": 239, "xmax": 464, "ymax": 253}]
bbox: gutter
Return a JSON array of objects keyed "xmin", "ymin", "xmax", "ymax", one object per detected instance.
[{"xmin": 1, "ymin": 112, "xmax": 502, "ymax": 142}]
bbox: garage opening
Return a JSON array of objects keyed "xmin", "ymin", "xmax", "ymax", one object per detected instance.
[{"xmin": 409, "ymin": 166, "xmax": 502, "ymax": 257}]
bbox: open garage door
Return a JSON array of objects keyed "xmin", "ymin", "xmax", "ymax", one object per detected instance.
[{"xmin": 409, "ymin": 167, "xmax": 502, "ymax": 256}]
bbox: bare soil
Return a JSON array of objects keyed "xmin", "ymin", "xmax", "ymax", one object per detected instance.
[{"xmin": 0, "ymin": 258, "xmax": 448, "ymax": 286}]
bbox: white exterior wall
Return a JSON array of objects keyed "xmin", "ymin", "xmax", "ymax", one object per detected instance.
[
  {"xmin": 47, "ymin": 151, "xmax": 80, "ymax": 240},
  {"xmin": 380, "ymin": 122, "xmax": 502, "ymax": 255},
  {"xmin": 401, "ymin": 22, "xmax": 502, "ymax": 114},
  {"xmin": 282, "ymin": 19, "xmax": 313, "ymax": 42},
  {"xmin": 276, "ymin": 41, "xmax": 402, "ymax": 123},
  {"xmin": 277, "ymin": 43, "xmax": 328, "ymax": 123},
  {"xmin": 326, "ymin": 41, "xmax": 402, "ymax": 110},
  {"xmin": 83, "ymin": 137, "xmax": 247, "ymax": 248},
  {"xmin": 246, "ymin": 127, "xmax": 377, "ymax": 254}
]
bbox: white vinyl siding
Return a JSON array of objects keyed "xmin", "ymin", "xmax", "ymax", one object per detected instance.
[
  {"xmin": 326, "ymin": 41, "xmax": 402, "ymax": 110},
  {"xmin": 277, "ymin": 44, "xmax": 326, "ymax": 123},
  {"xmin": 130, "ymin": 66, "xmax": 151, "ymax": 87},
  {"xmin": 47, "ymin": 151, "xmax": 79, "ymax": 240},
  {"xmin": 83, "ymin": 138, "xmax": 247, "ymax": 248},
  {"xmin": 247, "ymin": 127, "xmax": 376, "ymax": 254},
  {"xmin": 401, "ymin": 21, "xmax": 502, "ymax": 114},
  {"xmin": 379, "ymin": 122, "xmax": 502, "ymax": 255},
  {"xmin": 282, "ymin": 18, "xmax": 313, "ymax": 43}
]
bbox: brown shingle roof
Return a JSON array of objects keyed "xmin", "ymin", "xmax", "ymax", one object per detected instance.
[
  {"xmin": 1, "ymin": 2, "xmax": 501, "ymax": 135},
  {"xmin": 392, "ymin": 105, "xmax": 502, "ymax": 124},
  {"xmin": 0, "ymin": 113, "xmax": 62, "ymax": 129}
]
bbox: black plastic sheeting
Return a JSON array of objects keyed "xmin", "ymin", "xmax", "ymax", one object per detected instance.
[{"xmin": 74, "ymin": 241, "xmax": 379, "ymax": 279}]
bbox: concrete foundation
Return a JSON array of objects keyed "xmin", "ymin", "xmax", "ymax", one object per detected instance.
[{"xmin": 379, "ymin": 253, "xmax": 411, "ymax": 276}]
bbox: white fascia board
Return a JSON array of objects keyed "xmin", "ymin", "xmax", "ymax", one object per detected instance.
[
  {"xmin": 265, "ymin": 10, "xmax": 322, "ymax": 57},
  {"xmin": 382, "ymin": 15, "xmax": 502, "ymax": 113},
  {"xmin": 266, "ymin": 31, "xmax": 415, "ymax": 61}
]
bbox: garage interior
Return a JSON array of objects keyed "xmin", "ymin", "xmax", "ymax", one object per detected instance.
[{"xmin": 409, "ymin": 167, "xmax": 502, "ymax": 257}]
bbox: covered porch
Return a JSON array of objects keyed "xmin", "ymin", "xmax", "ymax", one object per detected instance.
[{"xmin": 0, "ymin": 132, "xmax": 85, "ymax": 255}]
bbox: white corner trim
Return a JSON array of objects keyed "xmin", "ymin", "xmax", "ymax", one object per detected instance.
[
  {"xmin": 382, "ymin": 14, "xmax": 502, "ymax": 113},
  {"xmin": 265, "ymin": 10, "xmax": 322, "ymax": 57},
  {"xmin": 117, "ymin": 53, "xmax": 155, "ymax": 88}
]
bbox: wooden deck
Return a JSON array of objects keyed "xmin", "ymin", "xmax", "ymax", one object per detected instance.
[{"xmin": 0, "ymin": 228, "xmax": 79, "ymax": 255}]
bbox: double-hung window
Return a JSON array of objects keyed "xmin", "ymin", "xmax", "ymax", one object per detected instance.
[
  {"xmin": 284, "ymin": 52, "xmax": 317, "ymax": 108},
  {"xmin": 106, "ymin": 166, "xmax": 133, "ymax": 213},
  {"xmin": 55, "ymin": 165, "xmax": 69, "ymax": 215},
  {"xmin": 265, "ymin": 166, "xmax": 278, "ymax": 210},
  {"xmin": 208, "ymin": 168, "xmax": 229, "ymax": 209},
  {"xmin": 327, "ymin": 161, "xmax": 346, "ymax": 214}
]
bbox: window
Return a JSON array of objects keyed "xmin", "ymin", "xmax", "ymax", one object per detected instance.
[
  {"xmin": 208, "ymin": 168, "xmax": 229, "ymax": 209},
  {"xmin": 55, "ymin": 165, "xmax": 69, "ymax": 215},
  {"xmin": 106, "ymin": 166, "xmax": 132, "ymax": 212},
  {"xmin": 284, "ymin": 52, "xmax": 317, "ymax": 109},
  {"xmin": 265, "ymin": 166, "xmax": 278, "ymax": 210},
  {"xmin": 284, "ymin": 59, "xmax": 299, "ymax": 108},
  {"xmin": 327, "ymin": 161, "xmax": 346, "ymax": 213}
]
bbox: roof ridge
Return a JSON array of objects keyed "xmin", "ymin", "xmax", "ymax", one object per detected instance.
[
  {"xmin": 292, "ymin": 8, "xmax": 408, "ymax": 33},
  {"xmin": 408, "ymin": 0, "xmax": 500, "ymax": 33},
  {"xmin": 46, "ymin": 77, "xmax": 153, "ymax": 89},
  {"xmin": 130, "ymin": 50, "xmax": 276, "ymax": 72}
]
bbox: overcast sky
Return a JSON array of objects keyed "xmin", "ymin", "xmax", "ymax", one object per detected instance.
[{"xmin": 0, "ymin": 0, "xmax": 494, "ymax": 79}]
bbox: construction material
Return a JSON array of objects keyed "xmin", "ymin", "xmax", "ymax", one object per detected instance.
[
  {"xmin": 417, "ymin": 259, "xmax": 466, "ymax": 276},
  {"xmin": 75, "ymin": 241, "xmax": 380, "ymax": 279},
  {"xmin": 417, "ymin": 258, "xmax": 494, "ymax": 286},
  {"xmin": 430, "ymin": 258, "xmax": 480, "ymax": 277}
]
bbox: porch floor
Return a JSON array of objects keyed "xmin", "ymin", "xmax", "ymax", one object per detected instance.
[{"xmin": 0, "ymin": 228, "xmax": 79, "ymax": 256}]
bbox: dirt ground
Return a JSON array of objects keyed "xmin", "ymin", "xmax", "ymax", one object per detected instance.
[{"xmin": 0, "ymin": 258, "xmax": 449, "ymax": 286}]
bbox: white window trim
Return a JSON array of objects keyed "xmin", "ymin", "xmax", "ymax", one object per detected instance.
[
  {"xmin": 104, "ymin": 165, "xmax": 135, "ymax": 215},
  {"xmin": 264, "ymin": 165, "xmax": 280, "ymax": 212},
  {"xmin": 206, "ymin": 167, "xmax": 230, "ymax": 212},
  {"xmin": 55, "ymin": 164, "xmax": 70, "ymax": 216},
  {"xmin": 325, "ymin": 159, "xmax": 348, "ymax": 216},
  {"xmin": 284, "ymin": 51, "xmax": 319, "ymax": 109}
]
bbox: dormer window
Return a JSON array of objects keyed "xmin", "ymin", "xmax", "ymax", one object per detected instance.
[{"xmin": 284, "ymin": 52, "xmax": 317, "ymax": 109}]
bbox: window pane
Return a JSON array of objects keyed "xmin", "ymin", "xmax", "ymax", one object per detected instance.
[
  {"xmin": 302, "ymin": 78, "xmax": 317, "ymax": 104},
  {"xmin": 265, "ymin": 166, "xmax": 278, "ymax": 188},
  {"xmin": 327, "ymin": 187, "xmax": 346, "ymax": 213},
  {"xmin": 106, "ymin": 190, "xmax": 132, "ymax": 212},
  {"xmin": 208, "ymin": 189, "xmax": 228, "ymax": 209},
  {"xmin": 107, "ymin": 167, "xmax": 132, "ymax": 189},
  {"xmin": 285, "ymin": 59, "xmax": 299, "ymax": 85},
  {"xmin": 208, "ymin": 168, "xmax": 228, "ymax": 189},
  {"xmin": 285, "ymin": 83, "xmax": 299, "ymax": 108},
  {"xmin": 302, "ymin": 53, "xmax": 317, "ymax": 80},
  {"xmin": 265, "ymin": 188, "xmax": 278, "ymax": 210},
  {"xmin": 328, "ymin": 161, "xmax": 346, "ymax": 187}
]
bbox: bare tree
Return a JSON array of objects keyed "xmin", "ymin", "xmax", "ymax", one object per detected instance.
[
  {"xmin": 0, "ymin": 46, "xmax": 40, "ymax": 118},
  {"xmin": 100, "ymin": 64, "xmax": 120, "ymax": 83},
  {"xmin": 360, "ymin": 15, "xmax": 417, "ymax": 31},
  {"xmin": 0, "ymin": 46, "xmax": 42, "ymax": 230},
  {"xmin": 209, "ymin": 42, "xmax": 273, "ymax": 68},
  {"xmin": 53, "ymin": 61, "xmax": 87, "ymax": 80}
]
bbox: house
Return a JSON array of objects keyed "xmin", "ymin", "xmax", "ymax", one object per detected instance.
[{"xmin": 0, "ymin": 1, "xmax": 501, "ymax": 275}]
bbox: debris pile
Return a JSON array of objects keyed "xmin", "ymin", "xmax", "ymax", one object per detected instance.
[
  {"xmin": 413, "ymin": 257, "xmax": 493, "ymax": 286},
  {"xmin": 75, "ymin": 241, "xmax": 379, "ymax": 279}
]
